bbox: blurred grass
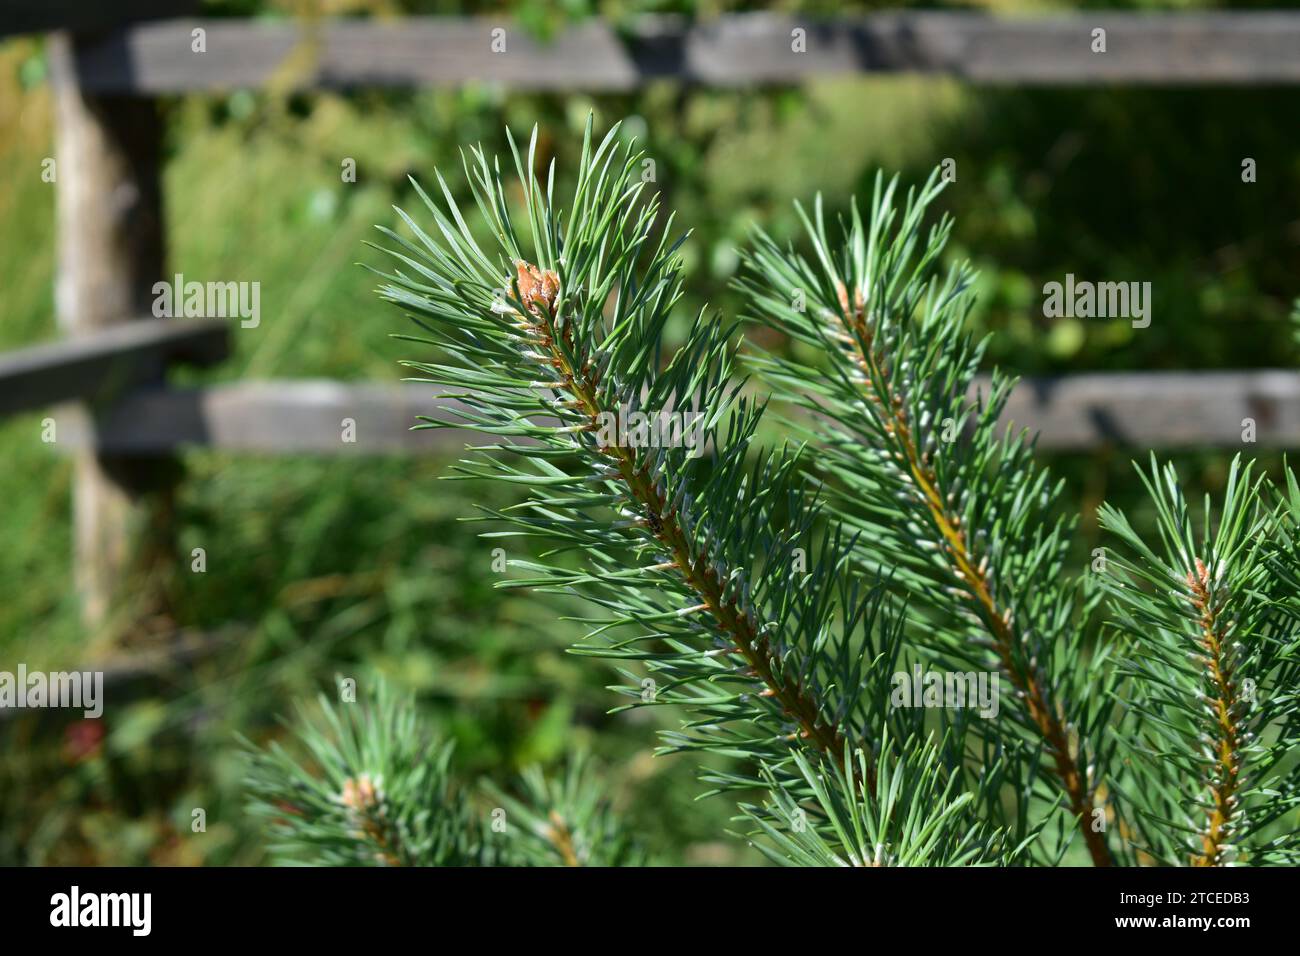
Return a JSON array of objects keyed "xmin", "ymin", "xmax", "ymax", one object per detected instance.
[{"xmin": 1, "ymin": 1, "xmax": 1298, "ymax": 864}]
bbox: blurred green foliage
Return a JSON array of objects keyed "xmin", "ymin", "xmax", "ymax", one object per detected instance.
[{"xmin": 0, "ymin": 0, "xmax": 1297, "ymax": 864}]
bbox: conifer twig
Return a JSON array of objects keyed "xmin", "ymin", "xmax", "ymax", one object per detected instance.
[
  {"xmin": 831, "ymin": 273, "xmax": 1111, "ymax": 866},
  {"xmin": 368, "ymin": 118, "xmax": 909, "ymax": 822},
  {"xmin": 737, "ymin": 171, "xmax": 1115, "ymax": 865},
  {"xmin": 511, "ymin": 274, "xmax": 850, "ymax": 768},
  {"xmin": 1101, "ymin": 456, "xmax": 1300, "ymax": 866}
]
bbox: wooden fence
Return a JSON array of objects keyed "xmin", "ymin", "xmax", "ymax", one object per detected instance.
[
  {"xmin": 13, "ymin": 10, "xmax": 1300, "ymax": 85},
  {"xmin": 4, "ymin": 7, "xmax": 1299, "ymax": 631}
]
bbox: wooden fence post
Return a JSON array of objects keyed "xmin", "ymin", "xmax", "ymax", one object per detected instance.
[{"xmin": 48, "ymin": 32, "xmax": 177, "ymax": 636}]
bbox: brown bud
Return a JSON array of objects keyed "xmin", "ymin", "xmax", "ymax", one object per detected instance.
[
  {"xmin": 515, "ymin": 260, "xmax": 560, "ymax": 317},
  {"xmin": 340, "ymin": 774, "xmax": 381, "ymax": 813}
]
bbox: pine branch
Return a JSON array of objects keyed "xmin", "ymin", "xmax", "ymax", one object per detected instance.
[
  {"xmin": 507, "ymin": 268, "xmax": 847, "ymax": 766},
  {"xmin": 1100, "ymin": 456, "xmax": 1300, "ymax": 866},
  {"xmin": 243, "ymin": 681, "xmax": 484, "ymax": 867},
  {"xmin": 244, "ymin": 680, "xmax": 647, "ymax": 867},
  {"xmin": 741, "ymin": 729, "xmax": 1030, "ymax": 867},
  {"xmin": 735, "ymin": 171, "xmax": 1115, "ymax": 865},
  {"xmin": 483, "ymin": 751, "xmax": 645, "ymax": 867},
  {"xmin": 368, "ymin": 118, "xmax": 925, "ymax": 811}
]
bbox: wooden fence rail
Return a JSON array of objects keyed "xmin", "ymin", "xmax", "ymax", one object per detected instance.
[
  {"xmin": 1, "ymin": 330, "xmax": 1293, "ymax": 456},
  {"xmin": 4, "ymin": 329, "xmax": 1295, "ymax": 453},
  {"xmin": 51, "ymin": 12, "xmax": 1300, "ymax": 92},
  {"xmin": 0, "ymin": 318, "xmax": 227, "ymax": 416},
  {"xmin": 22, "ymin": 371, "xmax": 1297, "ymax": 455}
]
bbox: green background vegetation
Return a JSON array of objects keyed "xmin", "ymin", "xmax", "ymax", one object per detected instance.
[{"xmin": 0, "ymin": 0, "xmax": 1297, "ymax": 864}]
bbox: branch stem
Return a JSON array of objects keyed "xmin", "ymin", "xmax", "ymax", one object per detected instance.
[
  {"xmin": 546, "ymin": 810, "xmax": 582, "ymax": 867},
  {"xmin": 1187, "ymin": 559, "xmax": 1243, "ymax": 868}
]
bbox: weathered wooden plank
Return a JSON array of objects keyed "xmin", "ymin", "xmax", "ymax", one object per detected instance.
[
  {"xmin": 51, "ymin": 371, "xmax": 1300, "ymax": 455},
  {"xmin": 57, "ymin": 381, "xmax": 475, "ymax": 454},
  {"xmin": 64, "ymin": 12, "xmax": 1300, "ymax": 93},
  {"xmin": 48, "ymin": 32, "xmax": 175, "ymax": 633},
  {"xmin": 0, "ymin": 0, "xmax": 198, "ymax": 39},
  {"xmin": 990, "ymin": 371, "xmax": 1300, "ymax": 451},
  {"xmin": 0, "ymin": 317, "xmax": 228, "ymax": 416}
]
